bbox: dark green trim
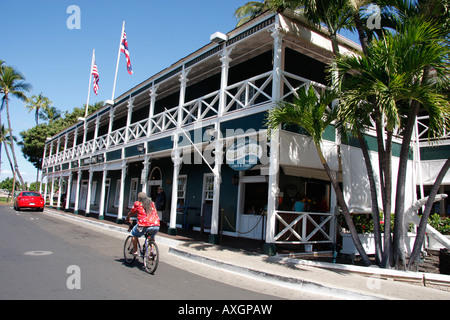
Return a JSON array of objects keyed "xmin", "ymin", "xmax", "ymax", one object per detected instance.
[
  {"xmin": 168, "ymin": 227, "xmax": 177, "ymax": 236},
  {"xmin": 208, "ymin": 234, "xmax": 220, "ymax": 245},
  {"xmin": 220, "ymin": 112, "xmax": 267, "ymax": 136},
  {"xmin": 263, "ymin": 243, "xmax": 277, "ymax": 256},
  {"xmin": 282, "ymin": 124, "xmax": 335, "ymax": 142},
  {"xmin": 147, "ymin": 137, "xmax": 173, "ymax": 153},
  {"xmin": 420, "ymin": 144, "xmax": 450, "ymax": 161},
  {"xmin": 342, "ymin": 133, "xmax": 410, "ymax": 159},
  {"xmin": 106, "ymin": 149, "xmax": 122, "ymax": 162}
]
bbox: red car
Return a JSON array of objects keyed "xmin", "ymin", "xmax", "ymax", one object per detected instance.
[{"xmin": 14, "ymin": 191, "xmax": 45, "ymax": 212}]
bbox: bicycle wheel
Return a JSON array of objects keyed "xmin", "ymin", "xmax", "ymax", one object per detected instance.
[
  {"xmin": 123, "ymin": 236, "xmax": 136, "ymax": 265},
  {"xmin": 143, "ymin": 241, "xmax": 159, "ymax": 274}
]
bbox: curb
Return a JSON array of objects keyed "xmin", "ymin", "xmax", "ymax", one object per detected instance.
[
  {"xmin": 168, "ymin": 247, "xmax": 386, "ymax": 300},
  {"xmin": 268, "ymin": 255, "xmax": 450, "ymax": 288}
]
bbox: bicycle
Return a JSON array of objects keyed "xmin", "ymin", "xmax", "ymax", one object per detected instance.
[{"xmin": 123, "ymin": 220, "xmax": 159, "ymax": 274}]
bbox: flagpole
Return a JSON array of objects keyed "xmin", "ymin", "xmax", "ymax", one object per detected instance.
[
  {"xmin": 111, "ymin": 21, "xmax": 125, "ymax": 102},
  {"xmin": 85, "ymin": 48, "xmax": 95, "ymax": 118}
]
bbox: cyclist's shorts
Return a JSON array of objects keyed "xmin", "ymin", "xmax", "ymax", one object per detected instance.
[{"xmin": 131, "ymin": 224, "xmax": 159, "ymax": 240}]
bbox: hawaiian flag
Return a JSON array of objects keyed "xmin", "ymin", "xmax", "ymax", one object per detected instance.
[
  {"xmin": 120, "ymin": 31, "xmax": 133, "ymax": 75},
  {"xmin": 92, "ymin": 59, "xmax": 99, "ymax": 95}
]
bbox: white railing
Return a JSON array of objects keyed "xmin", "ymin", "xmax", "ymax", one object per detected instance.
[
  {"xmin": 44, "ymin": 70, "xmax": 330, "ymax": 168},
  {"xmin": 180, "ymin": 90, "xmax": 220, "ymax": 125},
  {"xmin": 274, "ymin": 210, "xmax": 334, "ymax": 244},
  {"xmin": 150, "ymin": 106, "xmax": 178, "ymax": 135},
  {"xmin": 224, "ymin": 71, "xmax": 273, "ymax": 113},
  {"xmin": 127, "ymin": 118, "xmax": 149, "ymax": 142},
  {"xmin": 416, "ymin": 115, "xmax": 450, "ymax": 143},
  {"xmin": 108, "ymin": 127, "xmax": 126, "ymax": 147},
  {"xmin": 280, "ymin": 70, "xmax": 327, "ymax": 101}
]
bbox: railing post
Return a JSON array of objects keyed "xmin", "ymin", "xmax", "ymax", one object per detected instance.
[
  {"xmin": 124, "ymin": 96, "xmax": 134, "ymax": 143},
  {"xmin": 147, "ymin": 83, "xmax": 158, "ymax": 137},
  {"xmin": 264, "ymin": 127, "xmax": 280, "ymax": 255},
  {"xmin": 271, "ymin": 15, "xmax": 284, "ymax": 103},
  {"xmin": 218, "ymin": 45, "xmax": 233, "ymax": 117}
]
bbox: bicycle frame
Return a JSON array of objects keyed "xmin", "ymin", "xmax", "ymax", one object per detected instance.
[{"xmin": 123, "ymin": 226, "xmax": 159, "ymax": 274}]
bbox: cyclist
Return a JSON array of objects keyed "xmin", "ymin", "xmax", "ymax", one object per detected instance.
[{"xmin": 125, "ymin": 192, "xmax": 160, "ymax": 256}]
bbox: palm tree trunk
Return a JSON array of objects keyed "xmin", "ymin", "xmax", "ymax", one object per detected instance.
[
  {"xmin": 408, "ymin": 157, "xmax": 450, "ymax": 270},
  {"xmin": 393, "ymin": 100, "xmax": 420, "ymax": 269},
  {"xmin": 5, "ymin": 97, "xmax": 25, "ymax": 189},
  {"xmin": 357, "ymin": 132, "xmax": 383, "ymax": 265},
  {"xmin": 393, "ymin": 64, "xmax": 431, "ymax": 269},
  {"xmin": 315, "ymin": 143, "xmax": 372, "ymax": 266},
  {"xmin": 353, "ymin": 13, "xmax": 369, "ymax": 54}
]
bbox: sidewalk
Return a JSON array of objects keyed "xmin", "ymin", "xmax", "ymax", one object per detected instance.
[{"xmin": 45, "ymin": 208, "xmax": 450, "ymax": 300}]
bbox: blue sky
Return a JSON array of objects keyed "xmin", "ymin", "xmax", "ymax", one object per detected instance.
[{"xmin": 1, "ymin": 0, "xmax": 360, "ymax": 185}]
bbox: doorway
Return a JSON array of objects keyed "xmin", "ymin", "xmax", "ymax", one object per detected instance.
[{"xmin": 148, "ymin": 167, "xmax": 162, "ymax": 201}]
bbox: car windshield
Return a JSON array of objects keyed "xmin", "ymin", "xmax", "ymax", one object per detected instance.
[{"xmin": 22, "ymin": 192, "xmax": 40, "ymax": 197}]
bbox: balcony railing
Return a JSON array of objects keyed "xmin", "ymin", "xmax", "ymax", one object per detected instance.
[
  {"xmin": 43, "ymin": 71, "xmax": 328, "ymax": 168},
  {"xmin": 274, "ymin": 210, "xmax": 335, "ymax": 244}
]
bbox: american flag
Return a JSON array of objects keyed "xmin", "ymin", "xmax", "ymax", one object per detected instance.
[
  {"xmin": 120, "ymin": 31, "xmax": 133, "ymax": 75},
  {"xmin": 92, "ymin": 60, "xmax": 99, "ymax": 95}
]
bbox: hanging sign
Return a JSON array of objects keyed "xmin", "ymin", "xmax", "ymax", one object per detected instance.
[{"xmin": 226, "ymin": 137, "xmax": 262, "ymax": 171}]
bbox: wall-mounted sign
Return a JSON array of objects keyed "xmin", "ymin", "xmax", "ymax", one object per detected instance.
[{"xmin": 226, "ymin": 137, "xmax": 262, "ymax": 171}]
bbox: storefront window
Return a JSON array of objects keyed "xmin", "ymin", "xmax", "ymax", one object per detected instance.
[
  {"xmin": 279, "ymin": 174, "xmax": 330, "ymax": 213},
  {"xmin": 243, "ymin": 182, "xmax": 268, "ymax": 215}
]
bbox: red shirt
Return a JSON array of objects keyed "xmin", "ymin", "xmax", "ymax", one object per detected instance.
[{"xmin": 131, "ymin": 201, "xmax": 160, "ymax": 227}]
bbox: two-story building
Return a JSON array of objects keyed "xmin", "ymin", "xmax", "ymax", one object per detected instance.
[{"xmin": 40, "ymin": 11, "xmax": 449, "ymax": 255}]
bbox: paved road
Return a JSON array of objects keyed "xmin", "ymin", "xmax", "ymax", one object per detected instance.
[{"xmin": 0, "ymin": 205, "xmax": 326, "ymax": 301}]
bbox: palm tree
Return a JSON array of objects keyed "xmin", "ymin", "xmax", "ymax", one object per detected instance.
[
  {"xmin": 266, "ymin": 85, "xmax": 373, "ymax": 266},
  {"xmin": 0, "ymin": 124, "xmax": 17, "ymax": 201},
  {"xmin": 235, "ymin": 1, "xmax": 268, "ymax": 26},
  {"xmin": 39, "ymin": 105, "xmax": 61, "ymax": 124},
  {"xmin": 25, "ymin": 93, "xmax": 52, "ymax": 126},
  {"xmin": 0, "ymin": 61, "xmax": 31, "ymax": 190},
  {"xmin": 333, "ymin": 19, "xmax": 450, "ymax": 268}
]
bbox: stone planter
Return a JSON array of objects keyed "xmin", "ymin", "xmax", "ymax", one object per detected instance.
[{"xmin": 341, "ymin": 232, "xmax": 416, "ymax": 256}]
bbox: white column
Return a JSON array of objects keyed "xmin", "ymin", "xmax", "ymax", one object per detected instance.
[
  {"xmin": 85, "ymin": 168, "xmax": 94, "ymax": 216},
  {"xmin": 218, "ymin": 46, "xmax": 233, "ymax": 116},
  {"xmin": 265, "ymin": 128, "xmax": 280, "ymax": 254},
  {"xmin": 141, "ymin": 155, "xmax": 150, "ymax": 193},
  {"xmin": 73, "ymin": 169, "xmax": 82, "ymax": 215},
  {"xmin": 271, "ymin": 16, "xmax": 284, "ymax": 103},
  {"xmin": 43, "ymin": 179, "xmax": 48, "ymax": 205},
  {"xmin": 98, "ymin": 164, "xmax": 107, "ymax": 220},
  {"xmin": 117, "ymin": 160, "xmax": 127, "ymax": 223},
  {"xmin": 106, "ymin": 108, "xmax": 114, "ymax": 149},
  {"xmin": 65, "ymin": 172, "xmax": 73, "ymax": 211},
  {"xmin": 169, "ymin": 144, "xmax": 182, "ymax": 235},
  {"xmin": 147, "ymin": 84, "xmax": 158, "ymax": 137},
  {"xmin": 124, "ymin": 97, "xmax": 134, "ymax": 143},
  {"xmin": 56, "ymin": 176, "xmax": 62, "ymax": 210},
  {"xmin": 265, "ymin": 19, "xmax": 283, "ymax": 255},
  {"xmin": 72, "ymin": 127, "xmax": 78, "ymax": 158},
  {"xmin": 93, "ymin": 115, "xmax": 100, "ymax": 151},
  {"xmin": 63, "ymin": 133, "xmax": 69, "ymax": 162},
  {"xmin": 209, "ymin": 130, "xmax": 223, "ymax": 243},
  {"xmin": 178, "ymin": 67, "xmax": 189, "ymax": 123},
  {"xmin": 50, "ymin": 177, "xmax": 55, "ymax": 208}
]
